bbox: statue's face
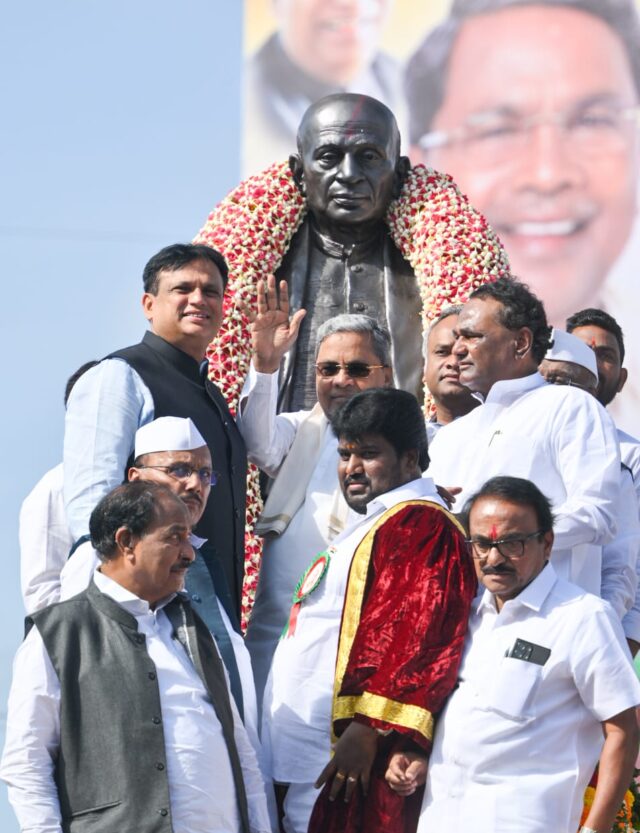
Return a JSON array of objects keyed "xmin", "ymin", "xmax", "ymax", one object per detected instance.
[{"xmin": 295, "ymin": 99, "xmax": 401, "ymax": 235}]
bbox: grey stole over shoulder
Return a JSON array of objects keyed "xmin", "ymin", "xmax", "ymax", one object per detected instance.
[{"xmin": 32, "ymin": 584, "xmax": 250, "ymax": 833}]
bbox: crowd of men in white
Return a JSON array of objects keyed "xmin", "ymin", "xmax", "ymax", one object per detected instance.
[{"xmin": 2, "ymin": 245, "xmax": 640, "ymax": 833}]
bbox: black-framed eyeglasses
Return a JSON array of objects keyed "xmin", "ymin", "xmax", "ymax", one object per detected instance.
[
  {"xmin": 137, "ymin": 463, "xmax": 218, "ymax": 486},
  {"xmin": 315, "ymin": 361, "xmax": 388, "ymax": 379},
  {"xmin": 465, "ymin": 531, "xmax": 544, "ymax": 560}
]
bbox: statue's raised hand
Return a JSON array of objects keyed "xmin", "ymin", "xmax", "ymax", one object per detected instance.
[{"xmin": 248, "ymin": 276, "xmax": 306, "ymax": 374}]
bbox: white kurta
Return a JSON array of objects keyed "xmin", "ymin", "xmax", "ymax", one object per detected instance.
[
  {"xmin": 0, "ymin": 572, "xmax": 271, "ymax": 833},
  {"xmin": 419, "ymin": 564, "xmax": 640, "ymax": 833},
  {"xmin": 19, "ymin": 463, "xmax": 74, "ymax": 614},
  {"xmin": 238, "ymin": 364, "xmax": 354, "ymax": 706},
  {"xmin": 428, "ymin": 372, "xmax": 621, "ymax": 598}
]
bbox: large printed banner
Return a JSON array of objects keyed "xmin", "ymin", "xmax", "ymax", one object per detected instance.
[{"xmin": 242, "ymin": 0, "xmax": 640, "ymax": 433}]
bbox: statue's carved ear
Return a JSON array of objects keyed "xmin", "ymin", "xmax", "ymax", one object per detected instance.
[
  {"xmin": 289, "ymin": 154, "xmax": 305, "ymax": 196},
  {"xmin": 393, "ymin": 155, "xmax": 411, "ymax": 199}
]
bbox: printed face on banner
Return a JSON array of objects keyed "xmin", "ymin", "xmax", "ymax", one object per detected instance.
[
  {"xmin": 274, "ymin": 0, "xmax": 392, "ymax": 85},
  {"xmin": 420, "ymin": 6, "xmax": 640, "ymax": 324}
]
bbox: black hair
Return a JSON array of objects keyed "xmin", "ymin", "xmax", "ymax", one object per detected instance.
[
  {"xmin": 330, "ymin": 388, "xmax": 429, "ymax": 471},
  {"xmin": 142, "ymin": 243, "xmax": 229, "ymax": 294},
  {"xmin": 566, "ymin": 307, "xmax": 625, "ymax": 363},
  {"xmin": 64, "ymin": 360, "xmax": 99, "ymax": 407},
  {"xmin": 462, "ymin": 475, "xmax": 555, "ymax": 533},
  {"xmin": 405, "ymin": 0, "xmax": 640, "ymax": 145},
  {"xmin": 89, "ymin": 481, "xmax": 180, "ymax": 561},
  {"xmin": 470, "ymin": 277, "xmax": 552, "ymax": 363}
]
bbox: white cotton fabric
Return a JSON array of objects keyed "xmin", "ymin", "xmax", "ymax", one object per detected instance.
[{"xmin": 419, "ymin": 564, "xmax": 640, "ymax": 833}]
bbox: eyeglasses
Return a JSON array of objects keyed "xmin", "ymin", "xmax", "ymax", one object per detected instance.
[
  {"xmin": 465, "ymin": 531, "xmax": 543, "ymax": 560},
  {"xmin": 137, "ymin": 463, "xmax": 218, "ymax": 486},
  {"xmin": 315, "ymin": 361, "xmax": 388, "ymax": 379},
  {"xmin": 418, "ymin": 104, "xmax": 640, "ymax": 165},
  {"xmin": 543, "ymin": 373, "xmax": 597, "ymax": 395}
]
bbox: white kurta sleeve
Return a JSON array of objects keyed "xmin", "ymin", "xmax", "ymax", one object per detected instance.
[
  {"xmin": 0, "ymin": 629, "xmax": 62, "ymax": 833},
  {"xmin": 571, "ymin": 601, "xmax": 640, "ymax": 721},
  {"xmin": 63, "ymin": 359, "xmax": 154, "ymax": 540},
  {"xmin": 601, "ymin": 469, "xmax": 639, "ymax": 620},
  {"xmin": 549, "ymin": 393, "xmax": 620, "ymax": 550},
  {"xmin": 20, "ymin": 465, "xmax": 72, "ymax": 614},
  {"xmin": 237, "ymin": 362, "xmax": 307, "ymax": 477}
]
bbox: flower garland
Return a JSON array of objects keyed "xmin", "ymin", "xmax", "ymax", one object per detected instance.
[{"xmin": 195, "ymin": 161, "xmax": 509, "ymax": 626}]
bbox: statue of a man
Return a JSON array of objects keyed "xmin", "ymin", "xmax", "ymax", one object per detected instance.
[
  {"xmin": 195, "ymin": 91, "xmax": 508, "ymax": 617},
  {"xmin": 279, "ymin": 93, "xmax": 421, "ymax": 411},
  {"xmin": 195, "ymin": 92, "xmax": 508, "ymax": 421}
]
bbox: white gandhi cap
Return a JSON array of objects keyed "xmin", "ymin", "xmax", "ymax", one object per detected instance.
[
  {"xmin": 135, "ymin": 417, "xmax": 207, "ymax": 458},
  {"xmin": 544, "ymin": 329, "xmax": 598, "ymax": 380}
]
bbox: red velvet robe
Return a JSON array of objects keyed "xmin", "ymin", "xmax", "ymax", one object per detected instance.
[{"xmin": 307, "ymin": 499, "xmax": 477, "ymax": 833}]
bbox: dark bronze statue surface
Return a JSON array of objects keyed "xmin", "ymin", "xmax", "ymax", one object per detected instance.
[{"xmin": 278, "ymin": 93, "xmax": 423, "ymax": 412}]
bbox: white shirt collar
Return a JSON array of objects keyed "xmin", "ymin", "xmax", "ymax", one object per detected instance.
[
  {"xmin": 483, "ymin": 372, "xmax": 546, "ymax": 406},
  {"xmin": 365, "ymin": 475, "xmax": 445, "ymax": 517},
  {"xmin": 476, "ymin": 561, "xmax": 557, "ymax": 615},
  {"xmin": 190, "ymin": 532, "xmax": 207, "ymax": 549},
  {"xmin": 93, "ymin": 569, "xmax": 178, "ymax": 617}
]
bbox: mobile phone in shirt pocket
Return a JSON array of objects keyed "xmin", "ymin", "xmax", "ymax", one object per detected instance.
[{"xmin": 482, "ymin": 657, "xmax": 543, "ymax": 722}]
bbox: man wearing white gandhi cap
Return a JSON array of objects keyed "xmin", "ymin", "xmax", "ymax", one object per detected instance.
[
  {"xmin": 539, "ymin": 328, "xmax": 599, "ymax": 394},
  {"xmin": 61, "ymin": 417, "xmax": 261, "ymax": 746},
  {"xmin": 540, "ymin": 331, "xmax": 640, "ymax": 655}
]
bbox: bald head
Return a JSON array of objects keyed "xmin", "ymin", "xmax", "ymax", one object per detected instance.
[
  {"xmin": 291, "ymin": 94, "xmax": 409, "ymax": 243},
  {"xmin": 296, "ymin": 93, "xmax": 400, "ymax": 157}
]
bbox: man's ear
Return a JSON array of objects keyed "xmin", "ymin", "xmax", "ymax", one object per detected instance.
[
  {"xmin": 617, "ymin": 367, "xmax": 628, "ymax": 394},
  {"xmin": 141, "ymin": 292, "xmax": 154, "ymax": 324},
  {"xmin": 542, "ymin": 529, "xmax": 554, "ymax": 559},
  {"xmin": 289, "ymin": 154, "xmax": 305, "ymax": 196},
  {"xmin": 128, "ymin": 467, "xmax": 140, "ymax": 482},
  {"xmin": 392, "ymin": 156, "xmax": 411, "ymax": 199},
  {"xmin": 114, "ymin": 526, "xmax": 135, "ymax": 557},
  {"xmin": 514, "ymin": 327, "xmax": 534, "ymax": 360}
]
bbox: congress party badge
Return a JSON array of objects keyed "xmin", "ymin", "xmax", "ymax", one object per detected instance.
[{"xmin": 283, "ymin": 548, "xmax": 334, "ymax": 638}]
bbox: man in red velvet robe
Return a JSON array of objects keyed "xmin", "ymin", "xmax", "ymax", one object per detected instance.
[{"xmin": 262, "ymin": 388, "xmax": 476, "ymax": 833}]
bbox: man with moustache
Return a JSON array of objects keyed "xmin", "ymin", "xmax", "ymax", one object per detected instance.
[
  {"xmin": 63, "ymin": 243, "xmax": 247, "ymax": 624},
  {"xmin": 62, "ymin": 416, "xmax": 257, "ymax": 729},
  {"xmin": 263, "ymin": 388, "xmax": 476, "ymax": 833},
  {"xmin": 423, "ymin": 305, "xmax": 479, "ymax": 443},
  {"xmin": 387, "ymin": 476, "xmax": 640, "ymax": 833},
  {"xmin": 238, "ymin": 279, "xmax": 393, "ymax": 706},
  {"xmin": 405, "ymin": 0, "xmax": 640, "ymax": 431},
  {"xmin": 1, "ymin": 482, "xmax": 272, "ymax": 833},
  {"xmin": 427, "ymin": 277, "xmax": 622, "ymax": 601}
]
